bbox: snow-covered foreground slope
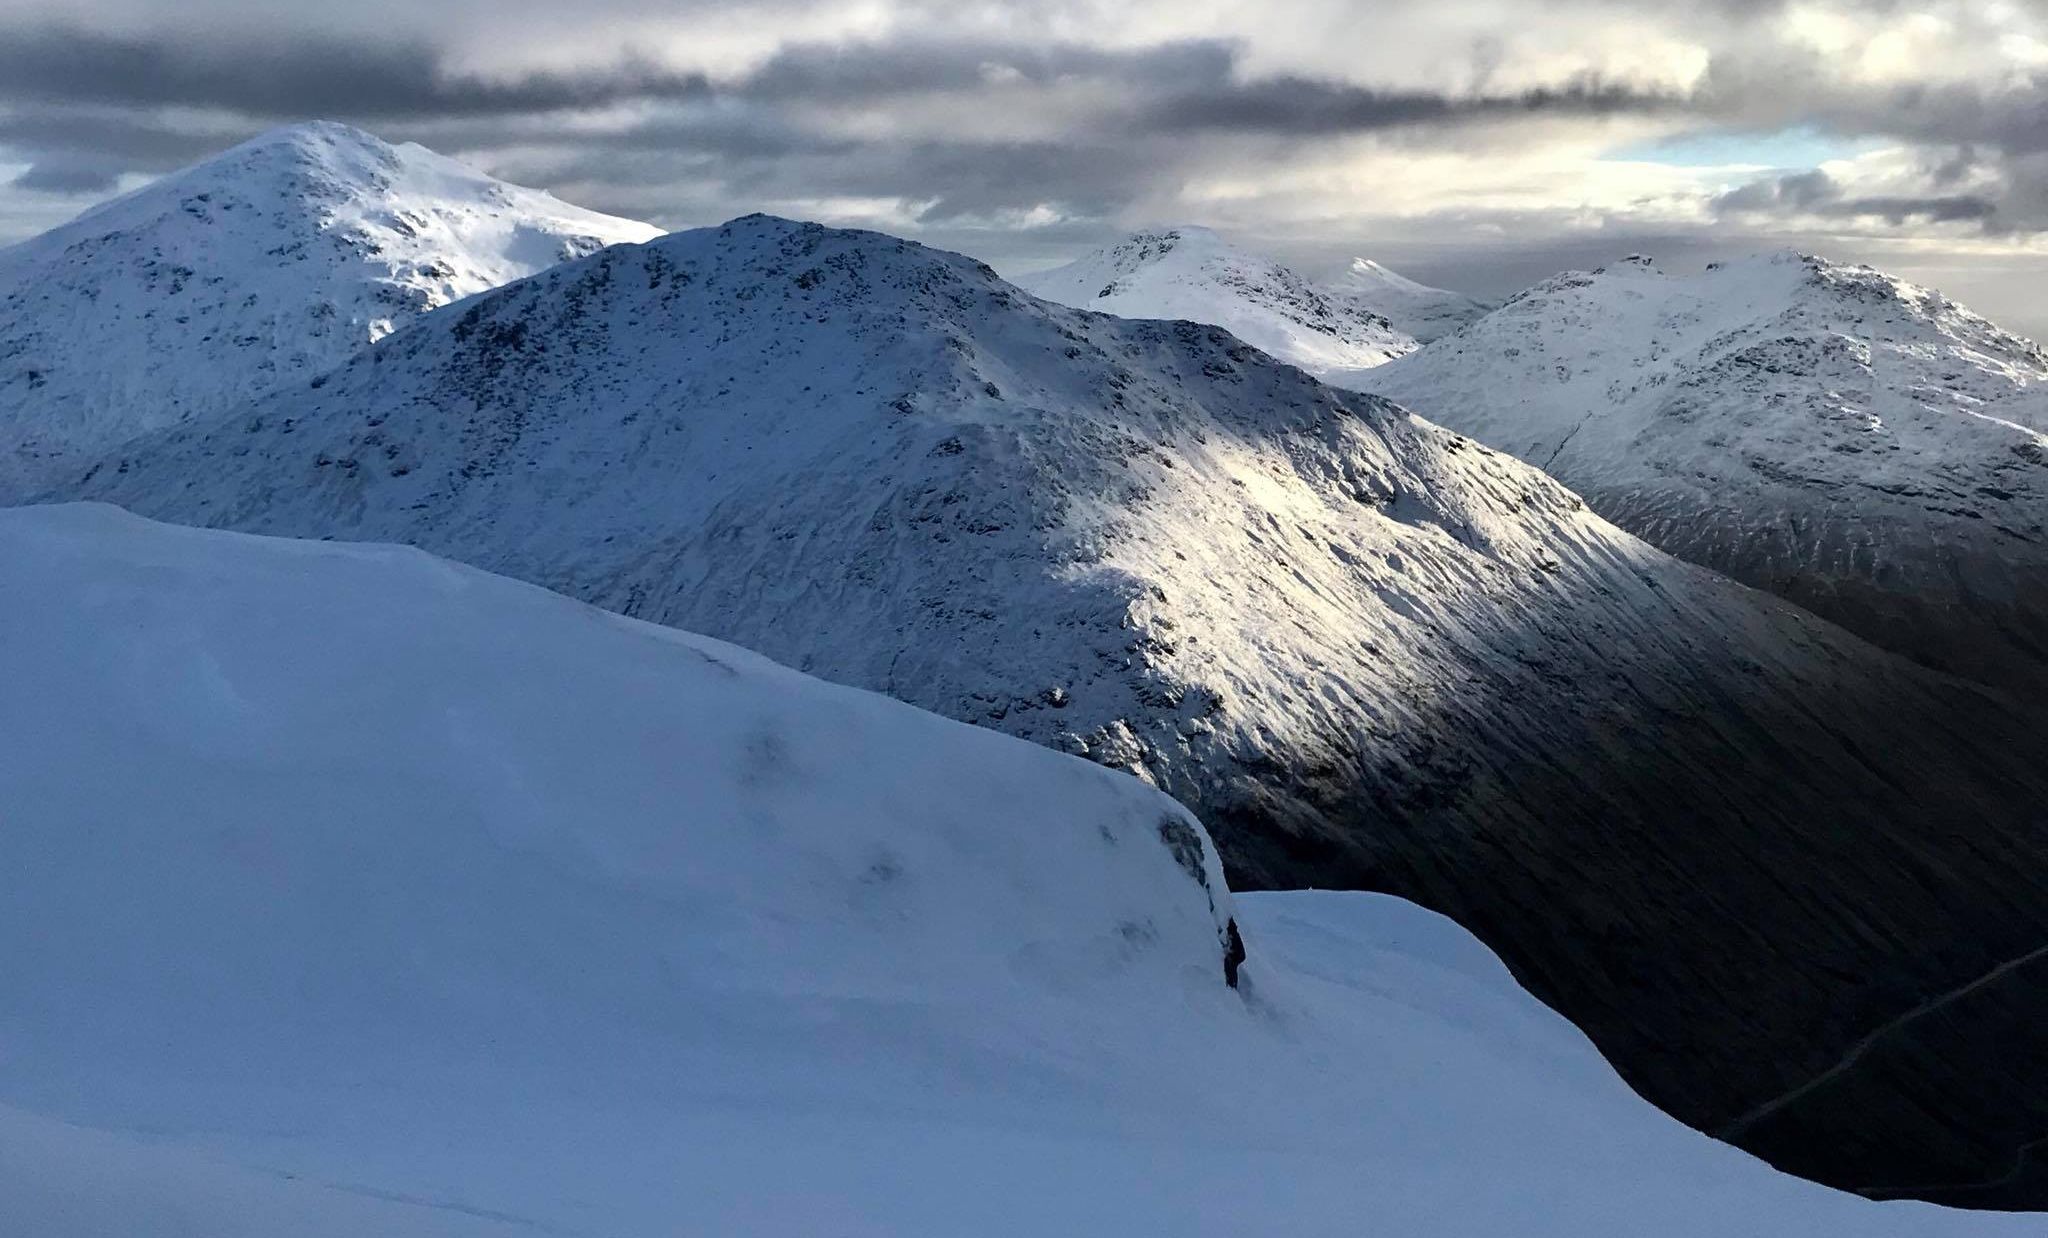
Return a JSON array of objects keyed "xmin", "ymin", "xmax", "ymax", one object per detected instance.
[
  {"xmin": 0, "ymin": 121, "xmax": 658, "ymax": 497},
  {"xmin": 1017, "ymin": 226, "xmax": 1421, "ymax": 375},
  {"xmin": 4, "ymin": 502, "xmax": 2037, "ymax": 1237},
  {"xmin": 58, "ymin": 216, "xmax": 2048, "ymax": 1202},
  {"xmin": 1364, "ymin": 251, "xmax": 2048, "ymax": 697}
]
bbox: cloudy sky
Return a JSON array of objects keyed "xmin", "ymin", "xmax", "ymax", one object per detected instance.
[{"xmin": 2, "ymin": 0, "xmax": 2046, "ymax": 334}]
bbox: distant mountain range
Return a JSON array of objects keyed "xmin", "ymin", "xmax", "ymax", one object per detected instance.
[{"xmin": 1016, "ymin": 226, "xmax": 1489, "ymax": 381}]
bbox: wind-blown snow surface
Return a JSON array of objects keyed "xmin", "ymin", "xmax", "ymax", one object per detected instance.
[
  {"xmin": 0, "ymin": 121, "xmax": 658, "ymax": 497},
  {"xmin": 3, "ymin": 502, "xmax": 2037, "ymax": 1238},
  {"xmin": 60, "ymin": 216, "xmax": 2048, "ymax": 1201},
  {"xmin": 1364, "ymin": 251, "xmax": 2048, "ymax": 696},
  {"xmin": 1017, "ymin": 226, "xmax": 1422, "ymax": 375}
]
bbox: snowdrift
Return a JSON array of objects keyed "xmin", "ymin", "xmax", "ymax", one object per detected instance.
[{"xmin": 1, "ymin": 502, "xmax": 2035, "ymax": 1236}]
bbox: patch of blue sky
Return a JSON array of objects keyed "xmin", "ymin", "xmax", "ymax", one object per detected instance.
[{"xmin": 1605, "ymin": 126, "xmax": 1881, "ymax": 169}]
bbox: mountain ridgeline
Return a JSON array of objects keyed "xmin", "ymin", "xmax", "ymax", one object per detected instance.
[
  {"xmin": 0, "ymin": 122, "xmax": 657, "ymax": 498},
  {"xmin": 1016, "ymin": 226, "xmax": 1437, "ymax": 380},
  {"xmin": 1365, "ymin": 252, "xmax": 2048, "ymax": 704},
  {"xmin": 52, "ymin": 214, "xmax": 2048, "ymax": 1204}
]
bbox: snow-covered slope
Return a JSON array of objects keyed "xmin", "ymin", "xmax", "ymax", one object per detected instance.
[
  {"xmin": 58, "ymin": 215, "xmax": 2048, "ymax": 1203},
  {"xmin": 6, "ymin": 501, "xmax": 2041, "ymax": 1236},
  {"xmin": 0, "ymin": 121, "xmax": 659, "ymax": 496},
  {"xmin": 1017, "ymin": 226, "xmax": 1421, "ymax": 375},
  {"xmin": 1327, "ymin": 255, "xmax": 1494, "ymax": 342},
  {"xmin": 1364, "ymin": 251, "xmax": 2048, "ymax": 696}
]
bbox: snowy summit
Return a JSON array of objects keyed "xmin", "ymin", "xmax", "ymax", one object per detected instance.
[
  {"xmin": 1366, "ymin": 250, "xmax": 2048, "ymax": 696},
  {"xmin": 1018, "ymin": 226, "xmax": 1423, "ymax": 378},
  {"xmin": 0, "ymin": 120, "xmax": 658, "ymax": 496},
  {"xmin": 1326, "ymin": 255, "xmax": 1495, "ymax": 344}
]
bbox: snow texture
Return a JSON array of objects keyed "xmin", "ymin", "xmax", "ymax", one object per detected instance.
[
  {"xmin": 1364, "ymin": 251, "xmax": 2048, "ymax": 696},
  {"xmin": 1326, "ymin": 254, "xmax": 1496, "ymax": 344},
  {"xmin": 1017, "ymin": 226, "xmax": 1426, "ymax": 376},
  {"xmin": 0, "ymin": 120, "xmax": 659, "ymax": 496},
  {"xmin": 3, "ymin": 501, "xmax": 2039, "ymax": 1237},
  {"xmin": 57, "ymin": 214, "xmax": 2048, "ymax": 1200}
]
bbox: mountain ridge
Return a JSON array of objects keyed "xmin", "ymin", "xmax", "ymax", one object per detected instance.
[
  {"xmin": 1327, "ymin": 254, "xmax": 1495, "ymax": 343},
  {"xmin": 1016, "ymin": 226, "xmax": 1431, "ymax": 376},
  {"xmin": 1363, "ymin": 249, "xmax": 2048, "ymax": 699},
  {"xmin": 0, "ymin": 120, "xmax": 659, "ymax": 496}
]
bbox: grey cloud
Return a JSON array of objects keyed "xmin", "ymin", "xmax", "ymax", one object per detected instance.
[
  {"xmin": 1136, "ymin": 71, "xmax": 1685, "ymax": 135},
  {"xmin": 8, "ymin": 155, "xmax": 122, "ymax": 194},
  {"xmin": 742, "ymin": 37, "xmax": 1234, "ymax": 101},
  {"xmin": 1842, "ymin": 194, "xmax": 1999, "ymax": 225},
  {"xmin": 1713, "ymin": 169, "xmax": 1838, "ymax": 213},
  {"xmin": 1716, "ymin": 165, "xmax": 2006, "ymax": 229},
  {"xmin": 0, "ymin": 25, "xmax": 710, "ymax": 118},
  {"xmin": 4, "ymin": 1, "xmax": 2047, "ymax": 283},
  {"xmin": 736, "ymin": 37, "xmax": 1688, "ymax": 136},
  {"xmin": 1694, "ymin": 52, "xmax": 2048, "ymax": 154},
  {"xmin": 0, "ymin": 25, "xmax": 1693, "ymax": 137},
  {"xmin": 0, "ymin": 109, "xmax": 245, "ymax": 173}
]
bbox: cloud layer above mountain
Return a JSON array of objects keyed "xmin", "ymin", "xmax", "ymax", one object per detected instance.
[{"xmin": 3, "ymin": 1, "xmax": 2045, "ymax": 332}]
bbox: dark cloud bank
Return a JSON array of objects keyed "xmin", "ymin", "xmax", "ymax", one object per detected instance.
[{"xmin": 1, "ymin": 7, "xmax": 2044, "ymax": 333}]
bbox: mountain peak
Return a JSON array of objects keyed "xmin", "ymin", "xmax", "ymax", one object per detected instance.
[
  {"xmin": 1367, "ymin": 245, "xmax": 2048, "ymax": 697},
  {"xmin": 229, "ymin": 118, "xmax": 395, "ymax": 159},
  {"xmin": 0, "ymin": 126, "xmax": 658, "ymax": 496},
  {"xmin": 51, "ymin": 121, "xmax": 406, "ymax": 236},
  {"xmin": 1018, "ymin": 225, "xmax": 1418, "ymax": 376},
  {"xmin": 1343, "ymin": 256, "xmax": 1425, "ymax": 291},
  {"xmin": 1326, "ymin": 256, "xmax": 1494, "ymax": 343}
]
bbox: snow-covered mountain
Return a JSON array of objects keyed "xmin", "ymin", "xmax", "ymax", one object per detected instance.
[
  {"xmin": 9, "ymin": 501, "xmax": 2044, "ymax": 1235},
  {"xmin": 1016, "ymin": 226, "xmax": 1421, "ymax": 376},
  {"xmin": 1327, "ymin": 254, "xmax": 1494, "ymax": 342},
  {"xmin": 57, "ymin": 215, "xmax": 2048, "ymax": 1202},
  {"xmin": 1364, "ymin": 251, "xmax": 2048, "ymax": 697},
  {"xmin": 0, "ymin": 121, "xmax": 659, "ymax": 497}
]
